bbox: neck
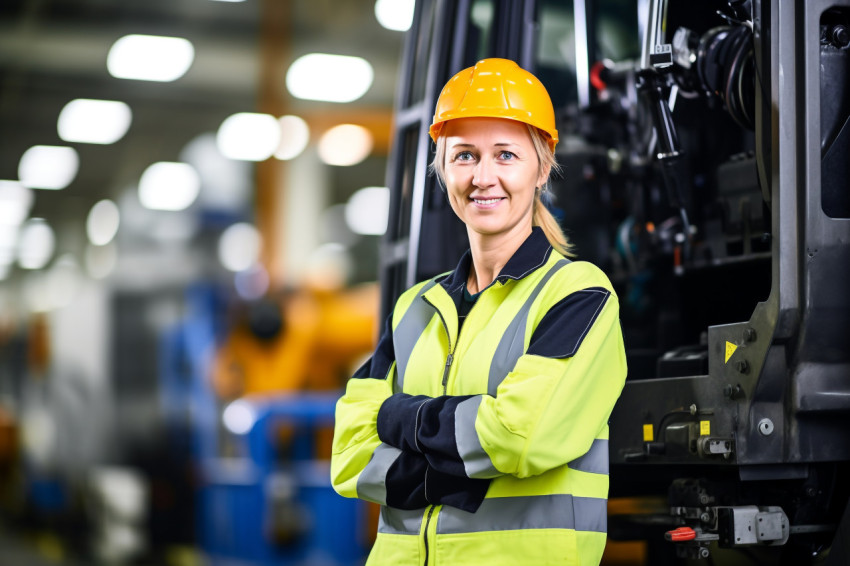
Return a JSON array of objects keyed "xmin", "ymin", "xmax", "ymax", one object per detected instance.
[{"xmin": 466, "ymin": 224, "xmax": 532, "ymax": 293}]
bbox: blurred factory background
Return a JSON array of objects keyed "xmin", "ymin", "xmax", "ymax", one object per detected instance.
[{"xmin": 0, "ymin": 0, "xmax": 409, "ymax": 564}]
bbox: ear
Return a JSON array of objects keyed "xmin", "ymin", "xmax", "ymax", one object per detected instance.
[{"xmin": 537, "ymin": 161, "xmax": 551, "ymax": 188}]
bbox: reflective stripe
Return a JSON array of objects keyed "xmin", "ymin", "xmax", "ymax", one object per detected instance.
[
  {"xmin": 567, "ymin": 439, "xmax": 609, "ymax": 475},
  {"xmin": 436, "ymin": 494, "xmax": 607, "ymax": 534},
  {"xmin": 378, "ymin": 506, "xmax": 424, "ymax": 535},
  {"xmin": 393, "ymin": 280, "xmax": 438, "ymax": 392},
  {"xmin": 356, "ymin": 443, "xmax": 401, "ymax": 505},
  {"xmin": 488, "ymin": 259, "xmax": 570, "ymax": 395},
  {"xmin": 454, "ymin": 396, "xmax": 500, "ymax": 478}
]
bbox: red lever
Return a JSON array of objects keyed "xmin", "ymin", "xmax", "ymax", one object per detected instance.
[{"xmin": 666, "ymin": 526, "xmax": 697, "ymax": 542}]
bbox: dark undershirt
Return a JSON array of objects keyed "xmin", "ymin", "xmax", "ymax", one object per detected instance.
[{"xmin": 458, "ymin": 284, "xmax": 481, "ymax": 331}]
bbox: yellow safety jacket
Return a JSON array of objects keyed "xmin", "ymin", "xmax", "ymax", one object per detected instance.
[{"xmin": 332, "ymin": 228, "xmax": 627, "ymax": 565}]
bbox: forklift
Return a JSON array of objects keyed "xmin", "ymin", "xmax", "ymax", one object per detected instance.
[{"xmin": 380, "ymin": 0, "xmax": 850, "ymax": 563}]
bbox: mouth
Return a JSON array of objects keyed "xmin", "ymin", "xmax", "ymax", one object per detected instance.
[{"xmin": 470, "ymin": 197, "xmax": 505, "ymax": 206}]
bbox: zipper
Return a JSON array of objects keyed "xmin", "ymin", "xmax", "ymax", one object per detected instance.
[
  {"xmin": 440, "ymin": 353, "xmax": 453, "ymax": 393},
  {"xmin": 422, "ymin": 296, "xmax": 456, "ymax": 395},
  {"xmin": 422, "ymin": 288, "xmax": 485, "ymax": 395},
  {"xmin": 422, "ymin": 505, "xmax": 436, "ymax": 566}
]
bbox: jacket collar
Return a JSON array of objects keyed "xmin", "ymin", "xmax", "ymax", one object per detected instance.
[{"xmin": 437, "ymin": 227, "xmax": 554, "ymax": 296}]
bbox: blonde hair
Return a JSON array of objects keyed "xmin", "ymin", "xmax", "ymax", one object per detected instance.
[{"xmin": 431, "ymin": 123, "xmax": 574, "ymax": 257}]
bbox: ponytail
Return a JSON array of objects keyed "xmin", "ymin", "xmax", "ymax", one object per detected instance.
[
  {"xmin": 533, "ymin": 196, "xmax": 573, "ymax": 257},
  {"xmin": 527, "ymin": 126, "xmax": 574, "ymax": 257}
]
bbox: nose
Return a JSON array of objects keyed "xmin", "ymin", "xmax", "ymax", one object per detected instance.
[{"xmin": 472, "ymin": 157, "xmax": 496, "ymax": 188}]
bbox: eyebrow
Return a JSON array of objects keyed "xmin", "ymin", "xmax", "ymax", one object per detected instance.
[{"xmin": 449, "ymin": 142, "xmax": 521, "ymax": 149}]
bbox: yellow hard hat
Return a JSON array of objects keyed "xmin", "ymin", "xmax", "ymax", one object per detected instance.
[{"xmin": 429, "ymin": 58, "xmax": 559, "ymax": 152}]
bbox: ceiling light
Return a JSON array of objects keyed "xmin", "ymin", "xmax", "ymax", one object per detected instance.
[
  {"xmin": 375, "ymin": 0, "xmax": 415, "ymax": 31},
  {"xmin": 317, "ymin": 124, "xmax": 373, "ymax": 166},
  {"xmin": 0, "ymin": 181, "xmax": 34, "ymax": 226},
  {"xmin": 275, "ymin": 115, "xmax": 310, "ymax": 160},
  {"xmin": 216, "ymin": 112, "xmax": 281, "ymax": 161},
  {"xmin": 138, "ymin": 162, "xmax": 200, "ymax": 211},
  {"xmin": 286, "ymin": 54, "xmax": 373, "ymax": 103},
  {"xmin": 58, "ymin": 99, "xmax": 132, "ymax": 144},
  {"xmin": 86, "ymin": 199, "xmax": 120, "ymax": 246},
  {"xmin": 18, "ymin": 145, "xmax": 79, "ymax": 190},
  {"xmin": 345, "ymin": 186, "xmax": 390, "ymax": 235},
  {"xmin": 107, "ymin": 34, "xmax": 195, "ymax": 82},
  {"xmin": 218, "ymin": 222, "xmax": 261, "ymax": 272},
  {"xmin": 17, "ymin": 218, "xmax": 55, "ymax": 270}
]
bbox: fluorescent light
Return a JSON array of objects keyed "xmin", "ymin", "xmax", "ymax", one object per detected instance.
[
  {"xmin": 107, "ymin": 34, "xmax": 195, "ymax": 82},
  {"xmin": 274, "ymin": 115, "xmax": 310, "ymax": 160},
  {"xmin": 17, "ymin": 218, "xmax": 55, "ymax": 270},
  {"xmin": 18, "ymin": 145, "xmax": 79, "ymax": 190},
  {"xmin": 345, "ymin": 186, "xmax": 390, "ymax": 235},
  {"xmin": 218, "ymin": 222, "xmax": 261, "ymax": 272},
  {"xmin": 317, "ymin": 124, "xmax": 373, "ymax": 166},
  {"xmin": 375, "ymin": 0, "xmax": 415, "ymax": 31},
  {"xmin": 138, "ymin": 162, "xmax": 200, "ymax": 211},
  {"xmin": 286, "ymin": 54, "xmax": 373, "ymax": 103},
  {"xmin": 216, "ymin": 112, "xmax": 280, "ymax": 161},
  {"xmin": 58, "ymin": 99, "xmax": 132, "ymax": 144},
  {"xmin": 0, "ymin": 181, "xmax": 34, "ymax": 226},
  {"xmin": 86, "ymin": 199, "xmax": 120, "ymax": 246}
]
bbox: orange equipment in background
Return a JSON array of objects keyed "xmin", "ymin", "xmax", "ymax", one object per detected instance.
[{"xmin": 211, "ymin": 283, "xmax": 379, "ymax": 401}]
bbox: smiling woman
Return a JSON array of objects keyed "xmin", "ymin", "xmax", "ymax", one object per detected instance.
[{"xmin": 331, "ymin": 58, "xmax": 628, "ymax": 566}]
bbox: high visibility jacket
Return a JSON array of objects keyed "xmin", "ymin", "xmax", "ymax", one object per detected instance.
[{"xmin": 331, "ymin": 228, "xmax": 627, "ymax": 565}]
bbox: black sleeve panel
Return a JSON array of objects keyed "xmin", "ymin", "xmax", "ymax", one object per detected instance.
[
  {"xmin": 384, "ymin": 450, "xmax": 428, "ymax": 510},
  {"xmin": 527, "ymin": 287, "xmax": 610, "ymax": 359}
]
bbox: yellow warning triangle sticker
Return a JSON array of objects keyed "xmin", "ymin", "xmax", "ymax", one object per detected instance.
[{"xmin": 725, "ymin": 341, "xmax": 737, "ymax": 363}]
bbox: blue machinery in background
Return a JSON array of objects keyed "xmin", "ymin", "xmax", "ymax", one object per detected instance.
[
  {"xmin": 195, "ymin": 393, "xmax": 370, "ymax": 566},
  {"xmin": 161, "ymin": 284, "xmax": 370, "ymax": 565}
]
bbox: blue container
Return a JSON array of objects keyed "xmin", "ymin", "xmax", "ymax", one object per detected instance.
[{"xmin": 197, "ymin": 393, "xmax": 369, "ymax": 566}]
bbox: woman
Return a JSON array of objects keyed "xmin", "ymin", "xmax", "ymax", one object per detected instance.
[{"xmin": 331, "ymin": 58, "xmax": 627, "ymax": 566}]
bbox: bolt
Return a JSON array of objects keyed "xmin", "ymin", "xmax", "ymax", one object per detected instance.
[
  {"xmin": 736, "ymin": 360, "xmax": 749, "ymax": 374},
  {"xmin": 744, "ymin": 328, "xmax": 757, "ymax": 342},
  {"xmin": 700, "ymin": 548, "xmax": 710, "ymax": 559},
  {"xmin": 723, "ymin": 384, "xmax": 733, "ymax": 398},
  {"xmin": 758, "ymin": 418, "xmax": 774, "ymax": 436},
  {"xmin": 700, "ymin": 512, "xmax": 710, "ymax": 523}
]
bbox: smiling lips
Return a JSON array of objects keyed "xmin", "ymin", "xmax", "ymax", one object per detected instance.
[{"xmin": 471, "ymin": 196, "xmax": 505, "ymax": 207}]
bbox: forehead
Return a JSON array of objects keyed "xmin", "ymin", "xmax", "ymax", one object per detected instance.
[{"xmin": 443, "ymin": 117, "xmax": 532, "ymax": 145}]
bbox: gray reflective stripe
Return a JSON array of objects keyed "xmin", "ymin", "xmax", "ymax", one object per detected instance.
[
  {"xmin": 454, "ymin": 396, "xmax": 500, "ymax": 478},
  {"xmin": 393, "ymin": 280, "xmax": 438, "ymax": 392},
  {"xmin": 356, "ymin": 443, "xmax": 401, "ymax": 505},
  {"xmin": 567, "ymin": 439, "xmax": 609, "ymax": 475},
  {"xmin": 436, "ymin": 494, "xmax": 607, "ymax": 534},
  {"xmin": 378, "ymin": 506, "xmax": 424, "ymax": 535},
  {"xmin": 488, "ymin": 259, "xmax": 570, "ymax": 396}
]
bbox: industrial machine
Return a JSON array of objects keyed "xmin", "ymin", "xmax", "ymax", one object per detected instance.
[{"xmin": 381, "ymin": 0, "xmax": 850, "ymax": 563}]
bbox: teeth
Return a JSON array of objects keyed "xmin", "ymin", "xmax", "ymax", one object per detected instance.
[{"xmin": 474, "ymin": 198, "xmax": 501, "ymax": 205}]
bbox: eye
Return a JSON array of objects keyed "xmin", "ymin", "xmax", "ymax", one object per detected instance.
[
  {"xmin": 453, "ymin": 151, "xmax": 475, "ymax": 162},
  {"xmin": 498, "ymin": 150, "xmax": 517, "ymax": 160}
]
